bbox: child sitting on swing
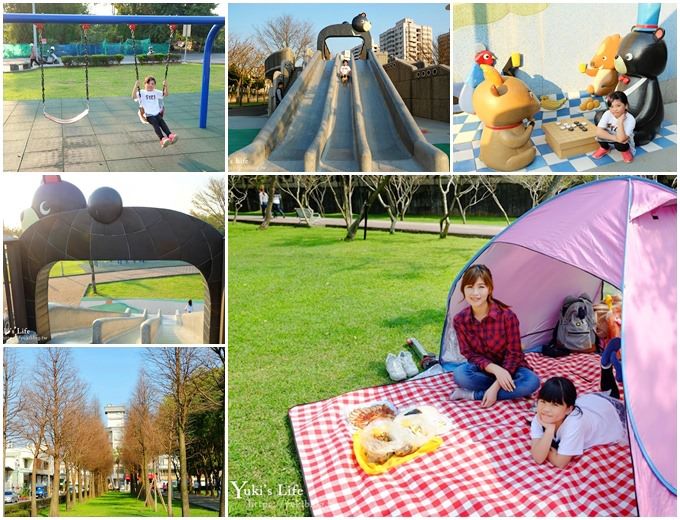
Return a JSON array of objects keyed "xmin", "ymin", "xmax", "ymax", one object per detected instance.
[{"xmin": 132, "ymin": 76, "xmax": 177, "ymax": 148}]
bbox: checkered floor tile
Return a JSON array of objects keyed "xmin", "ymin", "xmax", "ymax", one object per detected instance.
[
  {"xmin": 452, "ymin": 91, "xmax": 677, "ymax": 172},
  {"xmin": 289, "ymin": 352, "xmax": 636, "ymax": 516}
]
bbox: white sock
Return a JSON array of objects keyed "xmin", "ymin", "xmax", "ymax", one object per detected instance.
[{"xmin": 450, "ymin": 388, "xmax": 475, "ymax": 401}]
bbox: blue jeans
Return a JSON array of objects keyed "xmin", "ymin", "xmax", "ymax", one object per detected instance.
[{"xmin": 453, "ymin": 363, "xmax": 540, "ymax": 401}]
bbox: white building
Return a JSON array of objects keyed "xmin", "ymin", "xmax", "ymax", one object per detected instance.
[
  {"xmin": 105, "ymin": 404, "xmax": 126, "ymax": 490},
  {"xmin": 3, "ymin": 442, "xmax": 53, "ymax": 494},
  {"xmin": 350, "ymin": 43, "xmax": 381, "ymax": 61},
  {"xmin": 379, "ymin": 18, "xmax": 433, "ymax": 63}
]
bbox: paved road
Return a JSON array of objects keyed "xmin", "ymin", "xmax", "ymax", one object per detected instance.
[
  {"xmin": 49, "ymin": 265, "xmax": 200, "ymax": 306},
  {"xmin": 231, "ymin": 215, "xmax": 504, "ymax": 238}
]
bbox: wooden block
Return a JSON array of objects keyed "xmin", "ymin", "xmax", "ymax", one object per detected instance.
[{"xmin": 543, "ymin": 117, "xmax": 599, "ymax": 159}]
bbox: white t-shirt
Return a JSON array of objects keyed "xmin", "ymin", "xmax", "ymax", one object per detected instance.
[
  {"xmin": 530, "ymin": 394, "xmax": 626, "ymax": 456},
  {"xmin": 339, "ymin": 65, "xmax": 351, "ymax": 76},
  {"xmin": 597, "ymin": 110, "xmax": 636, "ymax": 154},
  {"xmin": 136, "ymin": 88, "xmax": 164, "ymax": 116}
]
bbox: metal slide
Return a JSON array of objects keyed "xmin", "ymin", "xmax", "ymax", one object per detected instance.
[{"xmin": 230, "ymin": 50, "xmax": 448, "ymax": 172}]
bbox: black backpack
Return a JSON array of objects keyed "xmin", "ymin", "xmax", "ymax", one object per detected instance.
[{"xmin": 543, "ymin": 294, "xmax": 598, "ymax": 358}]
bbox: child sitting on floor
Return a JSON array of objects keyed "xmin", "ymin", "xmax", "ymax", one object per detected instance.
[
  {"xmin": 592, "ymin": 91, "xmax": 636, "ymax": 163},
  {"xmin": 530, "ymin": 376, "xmax": 627, "ymax": 469},
  {"xmin": 132, "ymin": 76, "xmax": 177, "ymax": 148}
]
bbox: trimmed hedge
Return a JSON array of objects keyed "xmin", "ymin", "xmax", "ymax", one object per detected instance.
[
  {"xmin": 137, "ymin": 53, "xmax": 181, "ymax": 64},
  {"xmin": 62, "ymin": 54, "xmax": 124, "ymax": 67}
]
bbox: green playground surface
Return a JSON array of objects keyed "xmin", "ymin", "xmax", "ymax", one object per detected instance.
[{"xmin": 3, "ymin": 63, "xmax": 224, "ymax": 100}]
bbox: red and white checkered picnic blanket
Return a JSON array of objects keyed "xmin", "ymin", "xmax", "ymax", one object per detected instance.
[{"xmin": 289, "ymin": 353, "xmax": 636, "ymax": 516}]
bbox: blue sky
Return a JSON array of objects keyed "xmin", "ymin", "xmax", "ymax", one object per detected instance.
[
  {"xmin": 7, "ymin": 347, "xmax": 145, "ymax": 421},
  {"xmin": 228, "ymin": 3, "xmax": 450, "ymax": 55}
]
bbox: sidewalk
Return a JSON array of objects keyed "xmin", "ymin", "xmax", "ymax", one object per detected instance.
[{"xmin": 230, "ymin": 215, "xmax": 504, "ymax": 238}]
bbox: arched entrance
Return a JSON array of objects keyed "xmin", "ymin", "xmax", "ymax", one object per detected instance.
[{"xmin": 317, "ymin": 22, "xmax": 373, "ymax": 60}]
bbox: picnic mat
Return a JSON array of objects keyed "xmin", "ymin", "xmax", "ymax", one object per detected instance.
[{"xmin": 288, "ymin": 352, "xmax": 636, "ymax": 516}]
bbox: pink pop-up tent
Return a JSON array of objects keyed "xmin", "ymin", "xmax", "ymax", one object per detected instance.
[{"xmin": 439, "ymin": 177, "xmax": 676, "ymax": 516}]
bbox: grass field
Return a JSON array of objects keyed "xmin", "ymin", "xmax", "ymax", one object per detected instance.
[
  {"xmin": 228, "ymin": 223, "xmax": 488, "ymax": 516},
  {"xmin": 49, "ymin": 261, "xmax": 88, "ymax": 277},
  {"xmin": 84, "ymin": 274, "xmax": 203, "ymax": 299},
  {"xmin": 3, "ymin": 63, "xmax": 224, "ymax": 100},
  {"xmin": 35, "ymin": 492, "xmax": 217, "ymax": 517}
]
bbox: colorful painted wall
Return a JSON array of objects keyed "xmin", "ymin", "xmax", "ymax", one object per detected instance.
[{"xmin": 452, "ymin": 3, "xmax": 677, "ymax": 101}]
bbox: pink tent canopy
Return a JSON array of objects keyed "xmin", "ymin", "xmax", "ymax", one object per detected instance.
[{"xmin": 440, "ymin": 177, "xmax": 676, "ymax": 516}]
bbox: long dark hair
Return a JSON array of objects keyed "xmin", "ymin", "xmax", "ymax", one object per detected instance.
[
  {"xmin": 459, "ymin": 264, "xmax": 509, "ymax": 309},
  {"xmin": 538, "ymin": 376, "xmax": 582, "ymax": 416}
]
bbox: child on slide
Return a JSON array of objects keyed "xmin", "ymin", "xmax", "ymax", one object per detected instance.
[
  {"xmin": 132, "ymin": 76, "xmax": 177, "ymax": 148},
  {"xmin": 339, "ymin": 59, "xmax": 352, "ymax": 85},
  {"xmin": 530, "ymin": 377, "xmax": 627, "ymax": 469}
]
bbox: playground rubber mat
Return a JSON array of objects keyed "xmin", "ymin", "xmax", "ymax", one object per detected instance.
[
  {"xmin": 3, "ymin": 93, "xmax": 225, "ymax": 172},
  {"xmin": 452, "ymin": 90, "xmax": 676, "ymax": 172},
  {"xmin": 289, "ymin": 352, "xmax": 635, "ymax": 516}
]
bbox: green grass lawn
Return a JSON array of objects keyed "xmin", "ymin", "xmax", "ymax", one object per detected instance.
[
  {"xmin": 84, "ymin": 274, "xmax": 204, "ymax": 299},
  {"xmin": 4, "ymin": 63, "xmax": 224, "ymax": 100},
  {"xmin": 49, "ymin": 261, "xmax": 89, "ymax": 277},
  {"xmin": 228, "ymin": 224, "xmax": 488, "ymax": 516},
  {"xmin": 36, "ymin": 492, "xmax": 217, "ymax": 516}
]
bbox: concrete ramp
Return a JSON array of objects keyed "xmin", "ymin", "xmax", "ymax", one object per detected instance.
[{"xmin": 229, "ymin": 49, "xmax": 448, "ymax": 172}]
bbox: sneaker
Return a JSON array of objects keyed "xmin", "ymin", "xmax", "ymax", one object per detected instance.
[
  {"xmin": 449, "ymin": 388, "xmax": 475, "ymax": 401},
  {"xmin": 398, "ymin": 351, "xmax": 419, "ymax": 377},
  {"xmin": 161, "ymin": 137, "xmax": 170, "ymax": 148},
  {"xmin": 386, "ymin": 353, "xmax": 407, "ymax": 381},
  {"xmin": 592, "ymin": 146, "xmax": 610, "ymax": 159},
  {"xmin": 168, "ymin": 133, "xmax": 178, "ymax": 144},
  {"xmin": 621, "ymin": 149, "xmax": 634, "ymax": 163}
]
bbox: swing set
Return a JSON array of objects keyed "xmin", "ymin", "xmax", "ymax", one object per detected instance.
[{"xmin": 4, "ymin": 12, "xmax": 224, "ymax": 129}]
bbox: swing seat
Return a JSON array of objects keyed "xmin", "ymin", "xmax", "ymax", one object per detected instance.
[
  {"xmin": 137, "ymin": 108, "xmax": 165, "ymax": 125},
  {"xmin": 43, "ymin": 105, "xmax": 89, "ymax": 125}
]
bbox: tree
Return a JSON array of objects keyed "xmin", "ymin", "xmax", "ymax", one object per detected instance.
[
  {"xmin": 437, "ymin": 175, "xmax": 492, "ymax": 236},
  {"xmin": 277, "ymin": 176, "xmax": 326, "ymax": 225},
  {"xmin": 190, "ymin": 177, "xmax": 225, "ymax": 233},
  {"xmin": 255, "ymin": 14, "xmax": 314, "ymax": 65},
  {"xmin": 18, "ymin": 383, "xmax": 49, "ymax": 517},
  {"xmin": 366, "ymin": 176, "xmax": 422, "ymax": 234},
  {"xmin": 145, "ymin": 348, "xmax": 208, "ymax": 516},
  {"xmin": 258, "ymin": 177, "xmax": 276, "ymax": 230},
  {"xmin": 227, "ymin": 176, "xmax": 251, "ymax": 223},
  {"xmin": 344, "ymin": 176, "xmax": 390, "ymax": 241},
  {"xmin": 228, "ymin": 34, "xmax": 265, "ymax": 106},
  {"xmin": 512, "ymin": 175, "xmax": 563, "ymax": 207},
  {"xmin": 4, "ymin": 3, "xmax": 88, "ymax": 45},
  {"xmin": 479, "ymin": 176, "xmax": 511, "ymax": 225},
  {"xmin": 35, "ymin": 348, "xmax": 86, "ymax": 516},
  {"xmin": 3, "ymin": 349, "xmax": 24, "ymax": 459}
]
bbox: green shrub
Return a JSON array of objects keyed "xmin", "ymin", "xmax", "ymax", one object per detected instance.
[
  {"xmin": 61, "ymin": 54, "xmax": 124, "ymax": 67},
  {"xmin": 137, "ymin": 53, "xmax": 181, "ymax": 64}
]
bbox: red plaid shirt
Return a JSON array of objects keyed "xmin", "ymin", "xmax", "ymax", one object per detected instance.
[{"xmin": 453, "ymin": 301, "xmax": 529, "ymax": 375}]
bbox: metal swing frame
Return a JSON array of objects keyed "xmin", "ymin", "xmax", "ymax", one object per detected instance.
[
  {"xmin": 4, "ymin": 13, "xmax": 224, "ymax": 128},
  {"xmin": 36, "ymin": 23, "xmax": 90, "ymax": 124}
]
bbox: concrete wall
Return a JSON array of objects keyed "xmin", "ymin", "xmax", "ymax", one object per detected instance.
[
  {"xmin": 452, "ymin": 3, "xmax": 677, "ymax": 100},
  {"xmin": 48, "ymin": 304, "xmax": 127, "ymax": 334},
  {"xmin": 140, "ymin": 311, "xmax": 162, "ymax": 344},
  {"xmin": 92, "ymin": 311, "xmax": 147, "ymax": 344},
  {"xmin": 384, "ymin": 60, "xmax": 450, "ymax": 122}
]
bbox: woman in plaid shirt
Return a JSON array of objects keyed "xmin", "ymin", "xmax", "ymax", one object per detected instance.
[{"xmin": 450, "ymin": 265, "xmax": 540, "ymax": 408}]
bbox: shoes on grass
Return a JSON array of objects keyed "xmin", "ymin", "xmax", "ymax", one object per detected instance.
[
  {"xmin": 385, "ymin": 353, "xmax": 407, "ymax": 381},
  {"xmin": 398, "ymin": 351, "xmax": 419, "ymax": 377}
]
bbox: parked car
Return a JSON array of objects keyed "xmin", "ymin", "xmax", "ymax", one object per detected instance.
[
  {"xmin": 35, "ymin": 486, "xmax": 48, "ymax": 499},
  {"xmin": 4, "ymin": 490, "xmax": 19, "ymax": 503}
]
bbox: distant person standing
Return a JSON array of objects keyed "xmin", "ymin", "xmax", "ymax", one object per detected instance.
[
  {"xmin": 29, "ymin": 43, "xmax": 39, "ymax": 67},
  {"xmin": 258, "ymin": 185, "xmax": 269, "ymax": 219},
  {"xmin": 184, "ymin": 299, "xmax": 193, "ymax": 313},
  {"xmin": 272, "ymin": 193, "xmax": 285, "ymax": 218}
]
